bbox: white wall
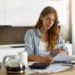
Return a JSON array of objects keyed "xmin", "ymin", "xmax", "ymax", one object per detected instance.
[
  {"xmin": 0, "ymin": 0, "xmax": 69, "ymax": 26},
  {"xmin": 72, "ymin": 0, "xmax": 75, "ymax": 55},
  {"xmin": 0, "ymin": 0, "xmax": 44, "ymax": 26}
]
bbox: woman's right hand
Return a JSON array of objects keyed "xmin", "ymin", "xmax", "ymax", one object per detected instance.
[
  {"xmin": 47, "ymin": 56, "xmax": 54, "ymax": 64},
  {"xmin": 39, "ymin": 56, "xmax": 54, "ymax": 64}
]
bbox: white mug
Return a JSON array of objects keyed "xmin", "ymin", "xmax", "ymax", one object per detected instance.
[{"xmin": 18, "ymin": 51, "xmax": 28, "ymax": 68}]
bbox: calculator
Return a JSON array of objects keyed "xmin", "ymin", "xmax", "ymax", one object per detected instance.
[{"xmin": 29, "ymin": 62, "xmax": 50, "ymax": 69}]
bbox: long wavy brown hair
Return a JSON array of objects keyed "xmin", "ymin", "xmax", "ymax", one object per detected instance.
[{"xmin": 35, "ymin": 6, "xmax": 60, "ymax": 50}]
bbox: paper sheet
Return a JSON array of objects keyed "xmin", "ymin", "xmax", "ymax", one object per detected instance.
[
  {"xmin": 53, "ymin": 53, "xmax": 75, "ymax": 61},
  {"xmin": 25, "ymin": 62, "xmax": 71, "ymax": 74},
  {"xmin": 53, "ymin": 44, "xmax": 62, "ymax": 49},
  {"xmin": 25, "ymin": 54, "xmax": 75, "ymax": 74}
]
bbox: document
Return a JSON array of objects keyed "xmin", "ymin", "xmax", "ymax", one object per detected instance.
[
  {"xmin": 25, "ymin": 54, "xmax": 75, "ymax": 74},
  {"xmin": 25, "ymin": 62, "xmax": 71, "ymax": 74},
  {"xmin": 53, "ymin": 53, "xmax": 75, "ymax": 61}
]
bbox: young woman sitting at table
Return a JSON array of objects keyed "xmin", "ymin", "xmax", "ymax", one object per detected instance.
[{"xmin": 24, "ymin": 6, "xmax": 68, "ymax": 64}]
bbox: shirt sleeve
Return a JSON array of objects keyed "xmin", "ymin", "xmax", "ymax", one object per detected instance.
[
  {"xmin": 24, "ymin": 29, "xmax": 34, "ymax": 55},
  {"xmin": 57, "ymin": 35, "xmax": 68, "ymax": 52}
]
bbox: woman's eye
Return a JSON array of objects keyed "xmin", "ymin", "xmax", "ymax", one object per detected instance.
[
  {"xmin": 52, "ymin": 19, "xmax": 54, "ymax": 21},
  {"xmin": 46, "ymin": 18, "xmax": 50, "ymax": 20},
  {"xmin": 46, "ymin": 17, "xmax": 55, "ymax": 22}
]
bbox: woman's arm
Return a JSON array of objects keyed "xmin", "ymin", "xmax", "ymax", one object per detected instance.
[
  {"xmin": 52, "ymin": 49, "xmax": 68, "ymax": 55},
  {"xmin": 24, "ymin": 29, "xmax": 35, "ymax": 55},
  {"xmin": 55, "ymin": 35, "xmax": 69, "ymax": 55},
  {"xmin": 28, "ymin": 54, "xmax": 54, "ymax": 63}
]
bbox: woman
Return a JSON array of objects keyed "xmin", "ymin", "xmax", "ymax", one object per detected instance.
[{"xmin": 24, "ymin": 6, "xmax": 68, "ymax": 64}]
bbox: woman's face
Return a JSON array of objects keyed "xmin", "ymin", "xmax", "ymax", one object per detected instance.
[{"xmin": 41, "ymin": 13, "xmax": 55, "ymax": 30}]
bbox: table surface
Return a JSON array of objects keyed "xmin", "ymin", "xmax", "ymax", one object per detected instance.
[{"xmin": 0, "ymin": 63, "xmax": 75, "ymax": 75}]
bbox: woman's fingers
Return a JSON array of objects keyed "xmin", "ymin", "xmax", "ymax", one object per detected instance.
[
  {"xmin": 50, "ymin": 59, "xmax": 54, "ymax": 64},
  {"xmin": 52, "ymin": 49, "xmax": 61, "ymax": 54},
  {"xmin": 47, "ymin": 56, "xmax": 54, "ymax": 64},
  {"xmin": 40, "ymin": 56, "xmax": 54, "ymax": 63}
]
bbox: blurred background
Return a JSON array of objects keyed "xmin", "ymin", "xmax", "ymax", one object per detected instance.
[
  {"xmin": 0, "ymin": 0, "xmax": 72, "ymax": 44},
  {"xmin": 0, "ymin": 0, "xmax": 75, "ymax": 62}
]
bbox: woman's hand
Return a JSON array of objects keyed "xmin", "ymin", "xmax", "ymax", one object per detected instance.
[
  {"xmin": 46, "ymin": 56, "xmax": 54, "ymax": 64},
  {"xmin": 28, "ymin": 54, "xmax": 54, "ymax": 63},
  {"xmin": 39, "ymin": 56, "xmax": 54, "ymax": 64},
  {"xmin": 51, "ymin": 48, "xmax": 68, "ymax": 55},
  {"xmin": 51, "ymin": 48, "xmax": 61, "ymax": 55}
]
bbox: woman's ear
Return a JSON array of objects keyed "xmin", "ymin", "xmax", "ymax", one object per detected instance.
[{"xmin": 40, "ymin": 15, "xmax": 43, "ymax": 20}]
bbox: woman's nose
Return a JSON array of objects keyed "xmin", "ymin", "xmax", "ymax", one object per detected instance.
[{"xmin": 48, "ymin": 20, "xmax": 52, "ymax": 24}]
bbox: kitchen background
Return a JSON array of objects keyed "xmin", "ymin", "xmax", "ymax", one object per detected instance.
[
  {"xmin": 0, "ymin": 0, "xmax": 74, "ymax": 62},
  {"xmin": 0, "ymin": 0, "xmax": 72, "ymax": 44}
]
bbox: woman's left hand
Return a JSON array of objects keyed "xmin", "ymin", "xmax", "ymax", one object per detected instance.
[
  {"xmin": 51, "ymin": 48, "xmax": 68, "ymax": 55},
  {"xmin": 51, "ymin": 48, "xmax": 61, "ymax": 54}
]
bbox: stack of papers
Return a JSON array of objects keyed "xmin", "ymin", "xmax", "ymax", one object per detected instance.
[
  {"xmin": 25, "ymin": 62, "xmax": 70, "ymax": 74},
  {"xmin": 25, "ymin": 53, "xmax": 75, "ymax": 74},
  {"xmin": 53, "ymin": 53, "xmax": 75, "ymax": 61}
]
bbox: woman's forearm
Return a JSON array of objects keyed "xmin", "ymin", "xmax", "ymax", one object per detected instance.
[
  {"xmin": 60, "ymin": 51, "xmax": 68, "ymax": 55},
  {"xmin": 28, "ymin": 54, "xmax": 54, "ymax": 63},
  {"xmin": 28, "ymin": 54, "xmax": 44, "ymax": 62}
]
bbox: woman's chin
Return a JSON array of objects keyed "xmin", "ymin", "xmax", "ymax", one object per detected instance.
[
  {"xmin": 44, "ymin": 26, "xmax": 51, "ymax": 30},
  {"xmin": 47, "ymin": 27, "xmax": 51, "ymax": 30}
]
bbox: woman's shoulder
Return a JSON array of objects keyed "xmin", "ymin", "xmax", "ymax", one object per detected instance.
[
  {"xmin": 26, "ymin": 29, "xmax": 34, "ymax": 32},
  {"xmin": 25, "ymin": 28, "xmax": 39, "ymax": 36},
  {"xmin": 26, "ymin": 29, "xmax": 35, "ymax": 34}
]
